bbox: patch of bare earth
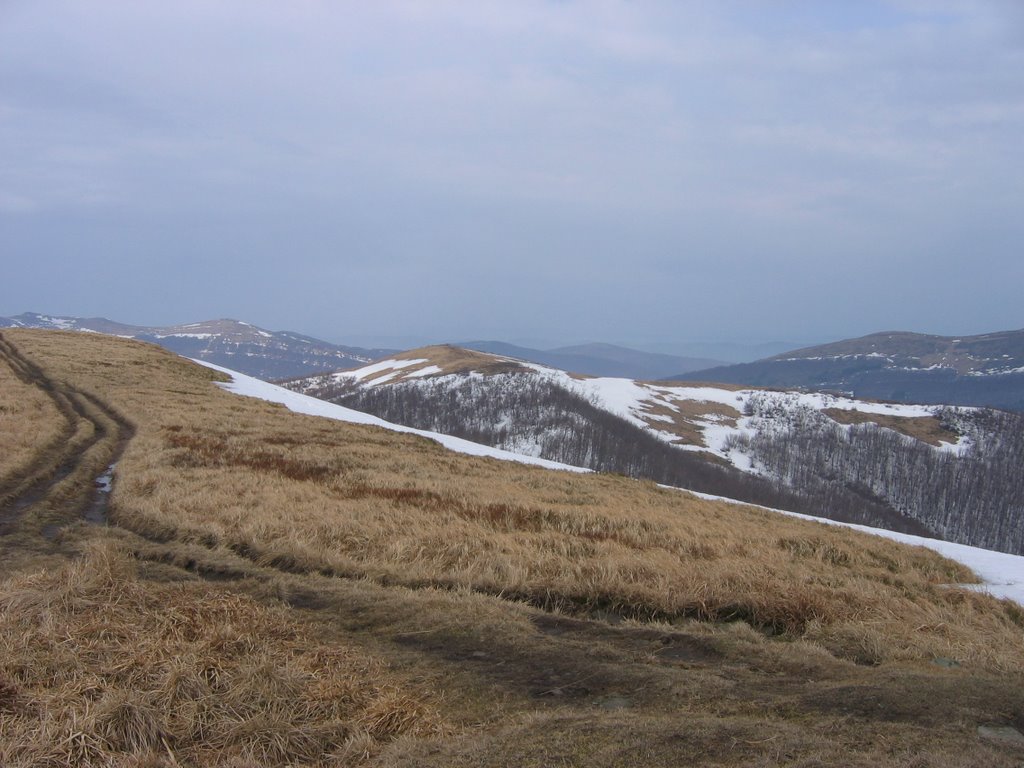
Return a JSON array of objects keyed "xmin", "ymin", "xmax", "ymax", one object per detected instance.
[
  {"xmin": 386, "ymin": 345, "xmax": 531, "ymax": 377},
  {"xmin": 824, "ymin": 408, "xmax": 959, "ymax": 447},
  {"xmin": 639, "ymin": 397, "xmax": 741, "ymax": 448}
]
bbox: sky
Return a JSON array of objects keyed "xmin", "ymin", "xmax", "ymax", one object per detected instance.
[{"xmin": 2, "ymin": 1, "xmax": 1022, "ymax": 352}]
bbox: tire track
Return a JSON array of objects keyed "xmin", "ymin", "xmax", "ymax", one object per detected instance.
[{"xmin": 0, "ymin": 333, "xmax": 134, "ymax": 538}]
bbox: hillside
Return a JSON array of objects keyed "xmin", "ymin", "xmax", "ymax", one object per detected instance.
[
  {"xmin": 288, "ymin": 345, "xmax": 1024, "ymax": 555},
  {"xmin": 0, "ymin": 312, "xmax": 393, "ymax": 380},
  {"xmin": 4, "ymin": 328, "xmax": 1024, "ymax": 765},
  {"xmin": 675, "ymin": 329, "xmax": 1024, "ymax": 412}
]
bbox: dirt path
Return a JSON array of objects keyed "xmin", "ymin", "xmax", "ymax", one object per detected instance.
[{"xmin": 0, "ymin": 333, "xmax": 134, "ymax": 546}]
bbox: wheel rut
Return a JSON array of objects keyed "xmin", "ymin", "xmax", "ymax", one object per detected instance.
[{"xmin": 0, "ymin": 333, "xmax": 135, "ymax": 540}]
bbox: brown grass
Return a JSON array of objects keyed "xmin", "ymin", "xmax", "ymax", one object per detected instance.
[
  {"xmin": 647, "ymin": 379, "xmax": 749, "ymax": 391},
  {"xmin": 0, "ymin": 541, "xmax": 444, "ymax": 767},
  {"xmin": 7, "ymin": 330, "xmax": 1023, "ymax": 670},
  {"xmin": 4, "ymin": 329, "xmax": 1024, "ymax": 766},
  {"xmin": 824, "ymin": 408, "xmax": 958, "ymax": 446},
  {"xmin": 0, "ymin": 339, "xmax": 67, "ymax": 492},
  {"xmin": 638, "ymin": 396, "xmax": 741, "ymax": 448},
  {"xmin": 390, "ymin": 344, "xmax": 529, "ymax": 377}
]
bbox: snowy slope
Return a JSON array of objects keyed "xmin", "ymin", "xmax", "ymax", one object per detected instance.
[
  {"xmin": 520, "ymin": 363, "xmax": 967, "ymax": 458},
  {"xmin": 200, "ymin": 361, "xmax": 585, "ymax": 473},
  {"xmin": 300, "ymin": 350, "xmax": 971, "ymax": 474},
  {"xmin": 208, "ymin": 360, "xmax": 1024, "ymax": 606}
]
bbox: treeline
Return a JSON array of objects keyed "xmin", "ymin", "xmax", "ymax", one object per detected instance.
[
  {"xmin": 300, "ymin": 373, "xmax": 936, "ymax": 536},
  {"xmin": 727, "ymin": 394, "xmax": 1024, "ymax": 554}
]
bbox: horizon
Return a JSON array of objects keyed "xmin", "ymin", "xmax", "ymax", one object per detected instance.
[
  {"xmin": 5, "ymin": 307, "xmax": 1024, "ymax": 367},
  {"xmin": 2, "ymin": 2, "xmax": 1021, "ymax": 344}
]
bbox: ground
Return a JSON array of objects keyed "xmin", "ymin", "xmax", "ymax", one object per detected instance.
[{"xmin": 1, "ymin": 329, "xmax": 1022, "ymax": 767}]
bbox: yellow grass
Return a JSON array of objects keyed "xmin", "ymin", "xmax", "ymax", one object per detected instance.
[
  {"xmin": 7, "ymin": 329, "xmax": 1024, "ymax": 673},
  {"xmin": 0, "ymin": 542, "xmax": 444, "ymax": 767},
  {"xmin": 392, "ymin": 344, "xmax": 529, "ymax": 376},
  {"xmin": 638, "ymin": 397, "xmax": 741, "ymax": 448},
  {"xmin": 0, "ymin": 337, "xmax": 66, "ymax": 491},
  {"xmin": 5, "ymin": 329, "xmax": 1024, "ymax": 766},
  {"xmin": 824, "ymin": 407, "xmax": 958, "ymax": 446}
]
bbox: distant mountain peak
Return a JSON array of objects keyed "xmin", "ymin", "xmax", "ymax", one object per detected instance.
[
  {"xmin": 677, "ymin": 327, "xmax": 1024, "ymax": 411},
  {"xmin": 0, "ymin": 312, "xmax": 396, "ymax": 381}
]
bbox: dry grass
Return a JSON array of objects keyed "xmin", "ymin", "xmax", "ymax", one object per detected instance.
[
  {"xmin": 0, "ymin": 541, "xmax": 444, "ymax": 767},
  {"xmin": 8, "ymin": 330, "xmax": 1024, "ymax": 672},
  {"xmin": 648, "ymin": 379, "xmax": 749, "ymax": 391},
  {"xmin": 0, "ymin": 338, "xmax": 68, "ymax": 492},
  {"xmin": 5, "ymin": 329, "xmax": 1024, "ymax": 766},
  {"xmin": 638, "ymin": 397, "xmax": 741, "ymax": 448},
  {"xmin": 0, "ymin": 333, "xmax": 135, "ymax": 580},
  {"xmin": 824, "ymin": 407, "xmax": 958, "ymax": 446},
  {"xmin": 390, "ymin": 344, "xmax": 529, "ymax": 377}
]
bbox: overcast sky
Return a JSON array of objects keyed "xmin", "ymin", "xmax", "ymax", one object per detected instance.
[{"xmin": 1, "ymin": 1, "xmax": 1022, "ymax": 350}]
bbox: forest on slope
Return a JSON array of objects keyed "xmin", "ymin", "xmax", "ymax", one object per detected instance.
[
  {"xmin": 300, "ymin": 372, "xmax": 1024, "ymax": 555},
  {"xmin": 726, "ymin": 396, "xmax": 1024, "ymax": 554}
]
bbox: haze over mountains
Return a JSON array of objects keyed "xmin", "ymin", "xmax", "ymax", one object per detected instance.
[
  {"xmin": 460, "ymin": 340, "xmax": 724, "ymax": 380},
  {"xmin": 0, "ymin": 313, "xmax": 394, "ymax": 381},
  {"xmin": 677, "ymin": 329, "xmax": 1024, "ymax": 412},
  {"xmin": 4, "ymin": 312, "xmax": 1023, "ymax": 413},
  {"xmin": 0, "ymin": 312, "xmax": 725, "ymax": 381}
]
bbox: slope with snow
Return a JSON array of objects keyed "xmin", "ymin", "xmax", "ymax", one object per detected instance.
[
  {"xmin": 201, "ymin": 360, "xmax": 584, "ymax": 473},
  {"xmin": 292, "ymin": 346, "xmax": 971, "ymax": 474},
  {"xmin": 290, "ymin": 345, "xmax": 1024, "ymax": 557},
  {"xmin": 207, "ymin": 359, "xmax": 1024, "ymax": 607}
]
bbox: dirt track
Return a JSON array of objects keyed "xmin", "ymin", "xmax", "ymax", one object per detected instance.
[{"xmin": 0, "ymin": 333, "xmax": 134, "ymax": 546}]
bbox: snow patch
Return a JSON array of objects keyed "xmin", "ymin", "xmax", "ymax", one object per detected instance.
[
  {"xmin": 682, "ymin": 490, "xmax": 1024, "ymax": 606},
  {"xmin": 969, "ymin": 365, "xmax": 1024, "ymax": 377},
  {"xmin": 197, "ymin": 361, "xmax": 587, "ymax": 474},
  {"xmin": 39, "ymin": 315, "xmax": 75, "ymax": 329},
  {"xmin": 344, "ymin": 358, "xmax": 427, "ymax": 381},
  {"xmin": 405, "ymin": 365, "xmax": 443, "ymax": 378}
]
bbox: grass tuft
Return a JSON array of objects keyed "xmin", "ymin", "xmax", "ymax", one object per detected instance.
[{"xmin": 0, "ymin": 543, "xmax": 444, "ymax": 766}]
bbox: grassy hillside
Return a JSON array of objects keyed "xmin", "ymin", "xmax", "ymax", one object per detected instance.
[
  {"xmin": 2, "ymin": 329, "xmax": 1024, "ymax": 766},
  {"xmin": 293, "ymin": 346, "xmax": 1024, "ymax": 550}
]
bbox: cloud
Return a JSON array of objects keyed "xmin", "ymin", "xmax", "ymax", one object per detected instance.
[{"xmin": 1, "ymin": 0, "xmax": 1021, "ymax": 343}]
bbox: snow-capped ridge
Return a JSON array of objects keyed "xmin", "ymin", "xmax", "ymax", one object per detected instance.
[{"xmin": 298, "ymin": 344, "xmax": 972, "ymax": 470}]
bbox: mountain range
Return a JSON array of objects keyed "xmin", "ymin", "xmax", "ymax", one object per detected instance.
[
  {"xmin": 4, "ymin": 312, "xmax": 1023, "ymax": 412},
  {"xmin": 0, "ymin": 312, "xmax": 394, "ymax": 380},
  {"xmin": 0, "ymin": 312, "xmax": 726, "ymax": 382},
  {"xmin": 676, "ymin": 329, "xmax": 1024, "ymax": 412}
]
